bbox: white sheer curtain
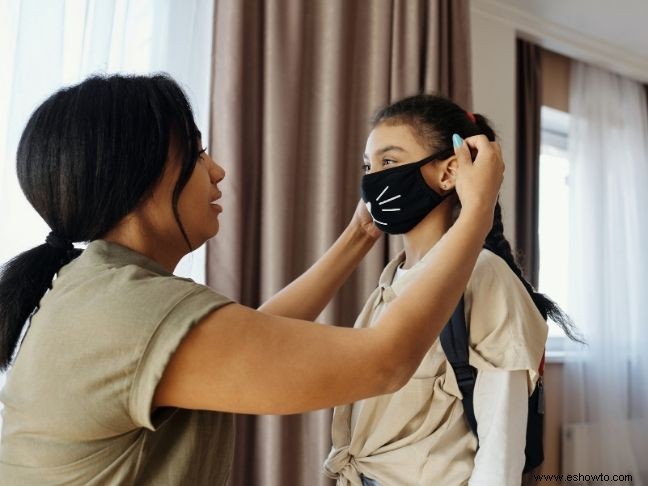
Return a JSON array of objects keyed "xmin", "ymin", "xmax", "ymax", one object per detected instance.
[
  {"xmin": 564, "ymin": 60, "xmax": 648, "ymax": 483},
  {"xmin": 0, "ymin": 0, "xmax": 214, "ymax": 433}
]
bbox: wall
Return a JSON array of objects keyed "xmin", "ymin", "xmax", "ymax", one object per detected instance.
[
  {"xmin": 541, "ymin": 50, "xmax": 570, "ymax": 112},
  {"xmin": 469, "ymin": 8, "xmax": 518, "ymax": 246}
]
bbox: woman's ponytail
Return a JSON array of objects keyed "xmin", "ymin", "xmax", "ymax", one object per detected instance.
[{"xmin": 0, "ymin": 239, "xmax": 81, "ymax": 369}]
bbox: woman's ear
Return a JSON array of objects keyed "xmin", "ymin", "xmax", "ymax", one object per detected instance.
[{"xmin": 439, "ymin": 157, "xmax": 458, "ymax": 192}]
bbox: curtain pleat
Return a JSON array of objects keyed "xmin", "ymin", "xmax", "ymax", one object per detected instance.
[{"xmin": 515, "ymin": 38, "xmax": 542, "ymax": 287}]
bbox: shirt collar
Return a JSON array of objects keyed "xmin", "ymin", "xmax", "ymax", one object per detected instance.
[
  {"xmin": 378, "ymin": 250, "xmax": 407, "ymax": 289},
  {"xmin": 77, "ymin": 239, "xmax": 173, "ymax": 277}
]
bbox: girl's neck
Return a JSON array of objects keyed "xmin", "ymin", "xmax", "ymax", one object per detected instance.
[{"xmin": 401, "ymin": 199, "xmax": 455, "ymax": 269}]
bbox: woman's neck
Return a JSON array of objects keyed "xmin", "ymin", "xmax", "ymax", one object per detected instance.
[
  {"xmin": 401, "ymin": 199, "xmax": 456, "ymax": 269},
  {"xmin": 102, "ymin": 212, "xmax": 185, "ymax": 273}
]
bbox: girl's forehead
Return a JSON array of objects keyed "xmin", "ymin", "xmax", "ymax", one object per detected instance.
[{"xmin": 365, "ymin": 123, "xmax": 422, "ymax": 154}]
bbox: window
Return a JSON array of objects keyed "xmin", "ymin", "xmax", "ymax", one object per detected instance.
[{"xmin": 538, "ymin": 106, "xmax": 571, "ymax": 356}]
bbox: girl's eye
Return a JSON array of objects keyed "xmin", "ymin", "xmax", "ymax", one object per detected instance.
[
  {"xmin": 198, "ymin": 146, "xmax": 208, "ymax": 157},
  {"xmin": 382, "ymin": 158, "xmax": 396, "ymax": 167},
  {"xmin": 362, "ymin": 163, "xmax": 371, "ymax": 173}
]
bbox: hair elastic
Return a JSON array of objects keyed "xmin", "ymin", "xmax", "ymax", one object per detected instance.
[{"xmin": 45, "ymin": 231, "xmax": 73, "ymax": 251}]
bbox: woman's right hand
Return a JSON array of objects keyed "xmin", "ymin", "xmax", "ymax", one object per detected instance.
[{"xmin": 453, "ymin": 134, "xmax": 504, "ymax": 222}]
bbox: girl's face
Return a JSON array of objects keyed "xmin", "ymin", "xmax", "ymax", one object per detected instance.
[{"xmin": 362, "ymin": 123, "xmax": 456, "ymax": 194}]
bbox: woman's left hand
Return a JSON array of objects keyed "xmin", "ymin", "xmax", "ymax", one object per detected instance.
[
  {"xmin": 259, "ymin": 199, "xmax": 382, "ymax": 321},
  {"xmin": 350, "ymin": 199, "xmax": 383, "ymax": 241}
]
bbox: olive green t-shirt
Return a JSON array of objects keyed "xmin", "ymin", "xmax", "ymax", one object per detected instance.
[{"xmin": 0, "ymin": 240, "xmax": 234, "ymax": 485}]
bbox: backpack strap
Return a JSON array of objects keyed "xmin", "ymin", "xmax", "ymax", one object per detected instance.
[
  {"xmin": 439, "ymin": 297, "xmax": 479, "ymax": 438},
  {"xmin": 440, "ymin": 288, "xmax": 547, "ymax": 472}
]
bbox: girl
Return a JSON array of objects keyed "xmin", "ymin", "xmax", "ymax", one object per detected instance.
[
  {"xmin": 324, "ymin": 95, "xmax": 579, "ymax": 486},
  {"xmin": 0, "ymin": 75, "xmax": 503, "ymax": 485}
]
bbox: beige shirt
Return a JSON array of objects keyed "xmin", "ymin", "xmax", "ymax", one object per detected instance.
[
  {"xmin": 324, "ymin": 249, "xmax": 548, "ymax": 486},
  {"xmin": 0, "ymin": 240, "xmax": 234, "ymax": 485}
]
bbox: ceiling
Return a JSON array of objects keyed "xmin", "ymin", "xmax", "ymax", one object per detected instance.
[{"xmin": 493, "ymin": 0, "xmax": 648, "ymax": 59}]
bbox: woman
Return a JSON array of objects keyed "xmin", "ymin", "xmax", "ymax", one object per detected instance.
[
  {"xmin": 324, "ymin": 95, "xmax": 579, "ymax": 486},
  {"xmin": 0, "ymin": 75, "xmax": 503, "ymax": 485}
]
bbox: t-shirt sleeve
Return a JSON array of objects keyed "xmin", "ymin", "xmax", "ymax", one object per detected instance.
[
  {"xmin": 464, "ymin": 251, "xmax": 548, "ymax": 394},
  {"xmin": 127, "ymin": 280, "xmax": 232, "ymax": 430}
]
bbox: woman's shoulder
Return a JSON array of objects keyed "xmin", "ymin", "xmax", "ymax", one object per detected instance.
[
  {"xmin": 43, "ymin": 243, "xmax": 232, "ymax": 341},
  {"xmin": 58, "ymin": 239, "xmax": 228, "ymax": 301},
  {"xmin": 56, "ymin": 254, "xmax": 213, "ymax": 305}
]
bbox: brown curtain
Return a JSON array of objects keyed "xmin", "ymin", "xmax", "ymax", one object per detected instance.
[
  {"xmin": 516, "ymin": 39, "xmax": 544, "ymax": 486},
  {"xmin": 515, "ymin": 38, "xmax": 542, "ymax": 288},
  {"xmin": 206, "ymin": 1, "xmax": 472, "ymax": 485}
]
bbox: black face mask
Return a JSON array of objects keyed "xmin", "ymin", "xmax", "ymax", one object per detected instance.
[{"xmin": 360, "ymin": 147, "xmax": 455, "ymax": 235}]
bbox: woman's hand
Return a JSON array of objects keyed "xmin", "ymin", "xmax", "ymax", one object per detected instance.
[
  {"xmin": 350, "ymin": 199, "xmax": 383, "ymax": 241},
  {"xmin": 453, "ymin": 134, "xmax": 505, "ymax": 223},
  {"xmin": 257, "ymin": 199, "xmax": 379, "ymax": 321}
]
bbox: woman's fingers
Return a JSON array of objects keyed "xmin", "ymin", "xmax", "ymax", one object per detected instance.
[
  {"xmin": 453, "ymin": 134, "xmax": 504, "ymax": 215},
  {"xmin": 464, "ymin": 133, "xmax": 494, "ymax": 152},
  {"xmin": 453, "ymin": 134, "xmax": 474, "ymax": 168},
  {"xmin": 352, "ymin": 199, "xmax": 382, "ymax": 240}
]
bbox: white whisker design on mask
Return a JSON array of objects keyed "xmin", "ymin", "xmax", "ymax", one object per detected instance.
[
  {"xmin": 366, "ymin": 201, "xmax": 388, "ymax": 225},
  {"xmin": 381, "ymin": 208, "xmax": 401, "ymax": 212},
  {"xmin": 376, "ymin": 186, "xmax": 389, "ymax": 201},
  {"xmin": 378, "ymin": 194, "xmax": 401, "ymax": 205}
]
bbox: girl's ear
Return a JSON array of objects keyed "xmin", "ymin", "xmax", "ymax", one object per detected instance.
[{"xmin": 439, "ymin": 156, "xmax": 458, "ymax": 192}]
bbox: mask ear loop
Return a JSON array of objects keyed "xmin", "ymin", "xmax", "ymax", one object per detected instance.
[
  {"xmin": 412, "ymin": 147, "xmax": 457, "ymax": 198},
  {"xmin": 411, "ymin": 147, "xmax": 456, "ymax": 167}
]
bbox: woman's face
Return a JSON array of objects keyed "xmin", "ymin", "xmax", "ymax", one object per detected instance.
[
  {"xmin": 177, "ymin": 144, "xmax": 226, "ymax": 246},
  {"xmin": 146, "ymin": 139, "xmax": 226, "ymax": 250},
  {"xmin": 362, "ymin": 123, "xmax": 454, "ymax": 193}
]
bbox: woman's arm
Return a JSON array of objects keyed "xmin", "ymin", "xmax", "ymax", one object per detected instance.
[
  {"xmin": 469, "ymin": 370, "xmax": 529, "ymax": 486},
  {"xmin": 258, "ymin": 200, "xmax": 381, "ymax": 321},
  {"xmin": 154, "ymin": 136, "xmax": 505, "ymax": 415}
]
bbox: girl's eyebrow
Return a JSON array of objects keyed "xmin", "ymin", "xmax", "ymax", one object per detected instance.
[{"xmin": 363, "ymin": 145, "xmax": 406, "ymax": 161}]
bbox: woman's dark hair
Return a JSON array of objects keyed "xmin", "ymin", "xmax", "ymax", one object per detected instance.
[
  {"xmin": 0, "ymin": 73, "xmax": 202, "ymax": 369},
  {"xmin": 372, "ymin": 94, "xmax": 583, "ymax": 343}
]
